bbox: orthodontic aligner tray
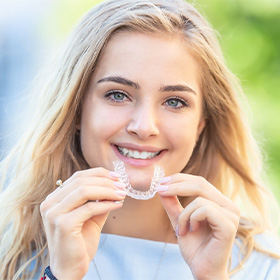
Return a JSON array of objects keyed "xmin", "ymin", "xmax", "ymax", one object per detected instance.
[{"xmin": 113, "ymin": 160, "xmax": 165, "ymax": 200}]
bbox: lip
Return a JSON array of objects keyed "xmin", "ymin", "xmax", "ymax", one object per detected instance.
[{"xmin": 112, "ymin": 143, "xmax": 166, "ymax": 167}]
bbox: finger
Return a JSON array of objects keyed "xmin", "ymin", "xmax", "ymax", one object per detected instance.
[
  {"xmin": 46, "ymin": 168, "xmax": 118, "ymax": 199},
  {"xmin": 41, "ymin": 168, "xmax": 123, "ymax": 221},
  {"xmin": 159, "ymin": 195, "xmax": 183, "ymax": 231},
  {"xmin": 83, "ymin": 211, "xmax": 109, "ymax": 255},
  {"xmin": 190, "ymin": 206, "xmax": 237, "ymax": 243},
  {"xmin": 54, "ymin": 177, "xmax": 125, "ymax": 203},
  {"xmin": 158, "ymin": 174, "xmax": 239, "ymax": 214},
  {"xmin": 40, "ymin": 182, "xmax": 126, "ymax": 218},
  {"xmin": 45, "ymin": 186, "xmax": 61, "ymax": 200},
  {"xmin": 54, "ymin": 186, "xmax": 127, "ymax": 213},
  {"xmin": 42, "ymin": 199, "xmax": 124, "ymax": 235},
  {"xmin": 62, "ymin": 200, "xmax": 124, "ymax": 229},
  {"xmin": 44, "ymin": 171, "xmax": 124, "ymax": 206},
  {"xmin": 63, "ymin": 168, "xmax": 120, "ymax": 190},
  {"xmin": 65, "ymin": 167, "xmax": 120, "ymax": 184},
  {"xmin": 177, "ymin": 197, "xmax": 239, "ymax": 238}
]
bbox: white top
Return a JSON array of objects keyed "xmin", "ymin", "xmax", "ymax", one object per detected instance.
[{"xmin": 84, "ymin": 233, "xmax": 280, "ymax": 280}]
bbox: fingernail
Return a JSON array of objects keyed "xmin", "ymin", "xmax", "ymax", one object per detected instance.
[
  {"xmin": 113, "ymin": 181, "xmax": 126, "ymax": 189},
  {"xmin": 156, "ymin": 185, "xmax": 168, "ymax": 192},
  {"xmin": 109, "ymin": 171, "xmax": 120, "ymax": 178},
  {"xmin": 115, "ymin": 190, "xmax": 127, "ymax": 197},
  {"xmin": 114, "ymin": 199, "xmax": 125, "ymax": 204},
  {"xmin": 159, "ymin": 176, "xmax": 171, "ymax": 184},
  {"xmin": 175, "ymin": 225, "xmax": 179, "ymax": 237}
]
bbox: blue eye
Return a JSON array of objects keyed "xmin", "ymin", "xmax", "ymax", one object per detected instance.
[
  {"xmin": 167, "ymin": 99, "xmax": 180, "ymax": 107},
  {"xmin": 165, "ymin": 97, "xmax": 189, "ymax": 109},
  {"xmin": 105, "ymin": 90, "xmax": 129, "ymax": 103},
  {"xmin": 113, "ymin": 92, "xmax": 125, "ymax": 100}
]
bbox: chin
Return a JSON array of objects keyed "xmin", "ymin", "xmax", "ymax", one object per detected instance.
[
  {"xmin": 126, "ymin": 170, "xmax": 154, "ymax": 191},
  {"xmin": 130, "ymin": 181, "xmax": 151, "ymax": 191}
]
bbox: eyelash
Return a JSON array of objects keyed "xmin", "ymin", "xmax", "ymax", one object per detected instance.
[
  {"xmin": 104, "ymin": 90, "xmax": 190, "ymax": 109},
  {"xmin": 164, "ymin": 96, "xmax": 190, "ymax": 110},
  {"xmin": 104, "ymin": 90, "xmax": 130, "ymax": 103}
]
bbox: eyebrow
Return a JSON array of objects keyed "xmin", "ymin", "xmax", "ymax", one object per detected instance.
[
  {"xmin": 97, "ymin": 75, "xmax": 196, "ymax": 95},
  {"xmin": 160, "ymin": 84, "xmax": 196, "ymax": 95},
  {"xmin": 97, "ymin": 76, "xmax": 140, "ymax": 90}
]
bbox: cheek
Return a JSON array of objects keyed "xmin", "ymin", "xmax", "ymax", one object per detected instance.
[
  {"xmin": 173, "ymin": 129, "xmax": 197, "ymax": 156},
  {"xmin": 163, "ymin": 116, "xmax": 199, "ymax": 167},
  {"xmin": 80, "ymin": 105, "xmax": 128, "ymax": 146},
  {"xmin": 164, "ymin": 115, "xmax": 198, "ymax": 146}
]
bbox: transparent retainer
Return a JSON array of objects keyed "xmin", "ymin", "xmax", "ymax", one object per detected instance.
[{"xmin": 113, "ymin": 160, "xmax": 165, "ymax": 200}]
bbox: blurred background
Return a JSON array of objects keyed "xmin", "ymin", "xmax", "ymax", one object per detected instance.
[{"xmin": 0, "ymin": 0, "xmax": 279, "ymax": 203}]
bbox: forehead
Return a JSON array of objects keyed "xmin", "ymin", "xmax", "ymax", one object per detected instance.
[{"xmin": 92, "ymin": 31, "xmax": 202, "ymax": 94}]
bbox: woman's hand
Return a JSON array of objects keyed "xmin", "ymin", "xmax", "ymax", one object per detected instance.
[
  {"xmin": 40, "ymin": 168, "xmax": 127, "ymax": 280},
  {"xmin": 157, "ymin": 174, "xmax": 240, "ymax": 280}
]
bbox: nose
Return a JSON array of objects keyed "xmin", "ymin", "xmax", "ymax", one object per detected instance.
[{"xmin": 126, "ymin": 103, "xmax": 159, "ymax": 139}]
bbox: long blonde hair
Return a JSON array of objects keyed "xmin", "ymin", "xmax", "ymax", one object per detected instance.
[{"xmin": 0, "ymin": 0, "xmax": 279, "ymax": 278}]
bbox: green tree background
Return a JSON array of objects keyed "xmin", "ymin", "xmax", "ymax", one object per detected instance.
[
  {"xmin": 197, "ymin": 0, "xmax": 280, "ymax": 203},
  {"xmin": 44, "ymin": 0, "xmax": 280, "ymax": 202}
]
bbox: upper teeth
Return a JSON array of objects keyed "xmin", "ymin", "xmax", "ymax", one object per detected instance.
[{"xmin": 117, "ymin": 146, "xmax": 160, "ymax": 159}]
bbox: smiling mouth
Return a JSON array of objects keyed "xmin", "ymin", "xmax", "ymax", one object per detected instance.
[{"xmin": 116, "ymin": 145, "xmax": 162, "ymax": 160}]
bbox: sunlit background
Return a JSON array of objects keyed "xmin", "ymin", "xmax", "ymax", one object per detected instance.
[{"xmin": 0, "ymin": 0, "xmax": 279, "ymax": 203}]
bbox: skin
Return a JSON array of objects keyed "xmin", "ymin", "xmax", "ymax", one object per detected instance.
[
  {"xmin": 80, "ymin": 31, "xmax": 204, "ymax": 189},
  {"xmin": 40, "ymin": 31, "xmax": 240, "ymax": 280}
]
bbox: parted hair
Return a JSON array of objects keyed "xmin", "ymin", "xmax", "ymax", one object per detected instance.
[{"xmin": 0, "ymin": 0, "xmax": 279, "ymax": 279}]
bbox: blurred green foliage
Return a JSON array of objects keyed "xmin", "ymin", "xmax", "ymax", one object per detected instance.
[
  {"xmin": 196, "ymin": 0, "xmax": 280, "ymax": 201},
  {"xmin": 45, "ymin": 0, "xmax": 280, "ymax": 202}
]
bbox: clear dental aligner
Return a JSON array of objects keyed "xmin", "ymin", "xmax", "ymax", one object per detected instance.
[{"xmin": 113, "ymin": 160, "xmax": 165, "ymax": 200}]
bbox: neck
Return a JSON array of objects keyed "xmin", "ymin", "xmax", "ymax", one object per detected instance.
[{"xmin": 102, "ymin": 194, "xmax": 177, "ymax": 243}]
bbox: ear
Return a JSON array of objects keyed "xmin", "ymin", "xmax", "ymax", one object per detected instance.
[
  {"xmin": 75, "ymin": 122, "xmax": 81, "ymax": 135},
  {"xmin": 76, "ymin": 113, "xmax": 81, "ymax": 131},
  {"xmin": 195, "ymin": 118, "xmax": 205, "ymax": 142}
]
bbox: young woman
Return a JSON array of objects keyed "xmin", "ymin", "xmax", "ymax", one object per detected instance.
[{"xmin": 0, "ymin": 0, "xmax": 279, "ymax": 279}]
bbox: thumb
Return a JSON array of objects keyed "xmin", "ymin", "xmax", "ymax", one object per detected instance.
[
  {"xmin": 94, "ymin": 212, "xmax": 110, "ymax": 231},
  {"xmin": 159, "ymin": 195, "xmax": 183, "ymax": 230}
]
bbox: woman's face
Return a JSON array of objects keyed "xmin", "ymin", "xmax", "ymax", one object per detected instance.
[{"xmin": 80, "ymin": 31, "xmax": 205, "ymax": 190}]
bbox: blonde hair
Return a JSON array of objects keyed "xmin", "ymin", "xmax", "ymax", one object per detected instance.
[{"xmin": 0, "ymin": 0, "xmax": 279, "ymax": 278}]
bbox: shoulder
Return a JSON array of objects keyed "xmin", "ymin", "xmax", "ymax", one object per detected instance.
[
  {"xmin": 231, "ymin": 234, "xmax": 280, "ymax": 280},
  {"xmin": 254, "ymin": 233, "xmax": 280, "ymax": 254}
]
